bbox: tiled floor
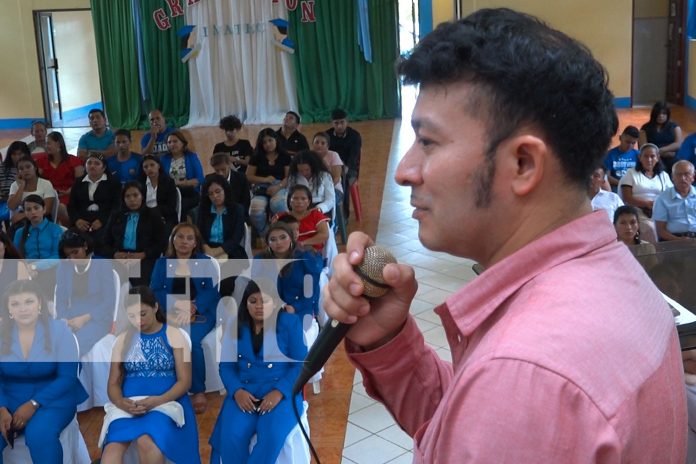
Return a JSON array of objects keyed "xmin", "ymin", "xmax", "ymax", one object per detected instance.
[{"xmin": 339, "ymin": 87, "xmax": 478, "ymax": 464}]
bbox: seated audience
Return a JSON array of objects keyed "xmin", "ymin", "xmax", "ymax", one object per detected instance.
[
  {"xmin": 107, "ymin": 129, "xmax": 142, "ymax": 185},
  {"xmin": 312, "ymin": 131, "xmax": 344, "ymax": 204},
  {"xmin": 197, "ymin": 174, "xmax": 248, "ymax": 296},
  {"xmin": 160, "ymin": 130, "xmax": 204, "ymax": 221},
  {"xmin": 247, "ymin": 128, "xmax": 291, "ymax": 237},
  {"xmin": 100, "ymin": 286, "xmax": 200, "ymax": 464},
  {"xmin": 589, "ymin": 164, "xmax": 623, "ymax": 221},
  {"xmin": 253, "ymin": 222, "xmax": 322, "ymax": 321},
  {"xmin": 7, "ymin": 156, "xmax": 56, "ymax": 225},
  {"xmin": 35, "ymin": 131, "xmax": 84, "ymax": 205},
  {"xmin": 141, "ymin": 109, "xmax": 174, "ymax": 157},
  {"xmin": 619, "ymin": 143, "xmax": 673, "ymax": 243},
  {"xmin": 604, "ymin": 125, "xmax": 639, "ymax": 191},
  {"xmin": 68, "ymin": 153, "xmax": 121, "ymax": 241},
  {"xmin": 0, "ymin": 280, "xmax": 88, "ymax": 463},
  {"xmin": 150, "ymin": 223, "xmax": 220, "ymax": 414},
  {"xmin": 55, "ymin": 228, "xmax": 115, "ymax": 355},
  {"xmin": 275, "ymin": 185, "xmax": 330, "ymax": 251},
  {"xmin": 275, "ymin": 110, "xmax": 309, "ymax": 156},
  {"xmin": 653, "ymin": 160, "xmax": 696, "ymax": 241},
  {"xmin": 209, "ymin": 153, "xmax": 251, "ymax": 214},
  {"xmin": 213, "ymin": 115, "xmax": 253, "ymax": 172},
  {"xmin": 0, "ymin": 141, "xmax": 26, "ymax": 222},
  {"xmin": 140, "ymin": 154, "xmax": 179, "ymax": 233},
  {"xmin": 288, "ymin": 150, "xmax": 335, "ymax": 216},
  {"xmin": 640, "ymin": 101, "xmax": 683, "ymax": 172},
  {"xmin": 77, "ymin": 109, "xmax": 115, "ymax": 160},
  {"xmin": 209, "ymin": 279, "xmax": 307, "ymax": 464},
  {"xmin": 99, "ymin": 181, "xmax": 166, "ymax": 286},
  {"xmin": 13, "ymin": 195, "xmax": 63, "ymax": 289},
  {"xmin": 27, "ymin": 120, "xmax": 48, "ymax": 156}
]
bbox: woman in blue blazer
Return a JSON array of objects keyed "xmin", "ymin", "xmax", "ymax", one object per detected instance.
[
  {"xmin": 159, "ymin": 130, "xmax": 205, "ymax": 222},
  {"xmin": 150, "ymin": 223, "xmax": 219, "ymax": 414},
  {"xmin": 209, "ymin": 279, "xmax": 307, "ymax": 463},
  {"xmin": 55, "ymin": 228, "xmax": 115, "ymax": 356},
  {"xmin": 0, "ymin": 280, "xmax": 87, "ymax": 462},
  {"xmin": 253, "ymin": 222, "xmax": 323, "ymax": 323}
]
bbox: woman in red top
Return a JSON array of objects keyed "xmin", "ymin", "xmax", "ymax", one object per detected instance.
[
  {"xmin": 35, "ymin": 132, "xmax": 84, "ymax": 205},
  {"xmin": 274, "ymin": 184, "xmax": 329, "ymax": 251}
]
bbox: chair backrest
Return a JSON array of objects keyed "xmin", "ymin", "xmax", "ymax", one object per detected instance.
[
  {"xmin": 243, "ymin": 223, "xmax": 252, "ymax": 258},
  {"xmin": 323, "ymin": 229, "xmax": 338, "ymax": 275},
  {"xmin": 206, "ymin": 254, "xmax": 221, "ymax": 291},
  {"xmin": 51, "ymin": 189, "xmax": 60, "ymax": 222},
  {"xmin": 110, "ymin": 270, "xmax": 120, "ymax": 334},
  {"xmin": 175, "ymin": 187, "xmax": 182, "ymax": 222}
]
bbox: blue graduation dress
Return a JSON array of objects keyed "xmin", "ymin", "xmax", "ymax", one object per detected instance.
[{"xmin": 102, "ymin": 324, "xmax": 200, "ymax": 464}]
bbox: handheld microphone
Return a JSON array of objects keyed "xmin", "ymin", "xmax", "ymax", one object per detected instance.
[{"xmin": 292, "ymin": 245, "xmax": 397, "ymax": 394}]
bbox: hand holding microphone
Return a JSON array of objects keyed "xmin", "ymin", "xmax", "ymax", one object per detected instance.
[{"xmin": 293, "ymin": 232, "xmax": 417, "ymax": 394}]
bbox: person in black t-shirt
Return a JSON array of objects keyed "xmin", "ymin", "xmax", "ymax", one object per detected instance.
[
  {"xmin": 326, "ymin": 108, "xmax": 362, "ymax": 219},
  {"xmin": 212, "ymin": 115, "xmax": 254, "ymax": 173},
  {"xmin": 275, "ymin": 111, "xmax": 309, "ymax": 157}
]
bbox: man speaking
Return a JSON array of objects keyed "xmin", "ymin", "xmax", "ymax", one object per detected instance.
[{"xmin": 323, "ymin": 8, "xmax": 686, "ymax": 463}]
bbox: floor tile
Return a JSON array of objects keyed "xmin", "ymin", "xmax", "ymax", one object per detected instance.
[
  {"xmin": 343, "ymin": 435, "xmax": 407, "ymax": 464},
  {"xmin": 377, "ymin": 424, "xmax": 413, "ymax": 450},
  {"xmin": 387, "ymin": 451, "xmax": 415, "ymax": 463},
  {"xmin": 344, "ymin": 422, "xmax": 373, "ymax": 447},
  {"xmin": 349, "ymin": 391, "xmax": 376, "ymax": 414},
  {"xmin": 348, "ymin": 402, "xmax": 396, "ymax": 434}
]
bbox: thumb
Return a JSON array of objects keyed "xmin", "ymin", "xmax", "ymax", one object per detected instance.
[{"xmin": 382, "ymin": 263, "xmax": 418, "ymax": 299}]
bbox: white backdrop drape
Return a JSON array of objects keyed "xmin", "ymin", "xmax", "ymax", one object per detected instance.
[{"xmin": 185, "ymin": 0, "xmax": 298, "ymax": 126}]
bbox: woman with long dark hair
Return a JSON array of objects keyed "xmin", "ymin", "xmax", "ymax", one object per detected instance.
[
  {"xmin": 7, "ymin": 156, "xmax": 57, "ymax": 226},
  {"xmin": 100, "ymin": 286, "xmax": 200, "ymax": 464},
  {"xmin": 253, "ymin": 221, "xmax": 322, "ymax": 321},
  {"xmin": 150, "ymin": 223, "xmax": 220, "ymax": 414},
  {"xmin": 287, "ymin": 149, "xmax": 335, "ymax": 215},
  {"xmin": 246, "ymin": 128, "xmax": 291, "ymax": 237},
  {"xmin": 139, "ymin": 154, "xmax": 179, "ymax": 234},
  {"xmin": 209, "ymin": 279, "xmax": 306, "ymax": 463},
  {"xmin": 159, "ymin": 130, "xmax": 205, "ymax": 221},
  {"xmin": 0, "ymin": 280, "xmax": 87, "ymax": 462},
  {"xmin": 35, "ymin": 131, "xmax": 84, "ymax": 205},
  {"xmin": 12, "ymin": 195, "xmax": 63, "ymax": 289},
  {"xmin": 100, "ymin": 181, "xmax": 166, "ymax": 286},
  {"xmin": 0, "ymin": 141, "xmax": 27, "ymax": 222},
  {"xmin": 639, "ymin": 102, "xmax": 683, "ymax": 172}
]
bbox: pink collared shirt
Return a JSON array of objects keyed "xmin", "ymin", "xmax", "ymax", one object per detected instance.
[{"xmin": 348, "ymin": 211, "xmax": 686, "ymax": 463}]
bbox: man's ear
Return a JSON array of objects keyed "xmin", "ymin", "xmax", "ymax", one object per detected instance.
[{"xmin": 499, "ymin": 135, "xmax": 547, "ymax": 197}]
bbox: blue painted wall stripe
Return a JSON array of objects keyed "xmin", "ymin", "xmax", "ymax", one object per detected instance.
[
  {"xmin": 418, "ymin": 0, "xmax": 433, "ymax": 38},
  {"xmin": 614, "ymin": 97, "xmax": 631, "ymax": 109}
]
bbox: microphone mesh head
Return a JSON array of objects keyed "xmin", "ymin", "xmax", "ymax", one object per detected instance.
[{"xmin": 355, "ymin": 245, "xmax": 398, "ymax": 298}]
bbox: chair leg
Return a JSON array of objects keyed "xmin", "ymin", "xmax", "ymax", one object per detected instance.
[
  {"xmin": 335, "ymin": 203, "xmax": 347, "ymax": 244},
  {"xmin": 349, "ymin": 182, "xmax": 362, "ymax": 222}
]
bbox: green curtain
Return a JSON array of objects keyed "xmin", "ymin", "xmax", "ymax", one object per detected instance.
[
  {"xmin": 90, "ymin": 0, "xmax": 141, "ymax": 129},
  {"xmin": 137, "ymin": 0, "xmax": 190, "ymax": 128},
  {"xmin": 289, "ymin": 0, "xmax": 400, "ymax": 122}
]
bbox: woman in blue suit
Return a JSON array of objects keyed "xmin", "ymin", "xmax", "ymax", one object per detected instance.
[
  {"xmin": 0, "ymin": 279, "xmax": 87, "ymax": 463},
  {"xmin": 209, "ymin": 279, "xmax": 307, "ymax": 463},
  {"xmin": 55, "ymin": 228, "xmax": 115, "ymax": 356},
  {"xmin": 253, "ymin": 222, "xmax": 323, "ymax": 324},
  {"xmin": 150, "ymin": 223, "xmax": 219, "ymax": 414}
]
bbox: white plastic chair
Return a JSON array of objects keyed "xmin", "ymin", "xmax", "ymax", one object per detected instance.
[
  {"xmin": 175, "ymin": 187, "xmax": 182, "ymax": 222},
  {"xmin": 77, "ymin": 270, "xmax": 120, "ymax": 412},
  {"xmin": 247, "ymin": 401, "xmax": 311, "ymax": 464},
  {"xmin": 51, "ymin": 188, "xmax": 60, "ymax": 223},
  {"xmin": 3, "ymin": 415, "xmax": 91, "ymax": 464},
  {"xmin": 179, "ymin": 326, "xmax": 224, "ymax": 393},
  {"xmin": 244, "ymin": 223, "xmax": 252, "ymax": 261}
]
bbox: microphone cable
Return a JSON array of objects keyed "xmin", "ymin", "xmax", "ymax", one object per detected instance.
[{"xmin": 292, "ymin": 392, "xmax": 321, "ymax": 464}]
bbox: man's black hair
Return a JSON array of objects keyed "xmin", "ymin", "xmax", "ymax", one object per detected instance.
[
  {"xmin": 331, "ymin": 108, "xmax": 348, "ymax": 120},
  {"xmin": 397, "ymin": 8, "xmax": 618, "ymax": 186}
]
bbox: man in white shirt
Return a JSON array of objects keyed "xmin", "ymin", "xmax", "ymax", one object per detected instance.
[{"xmin": 589, "ymin": 164, "xmax": 623, "ymax": 221}]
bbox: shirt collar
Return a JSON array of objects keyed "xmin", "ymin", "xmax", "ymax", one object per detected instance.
[
  {"xmin": 443, "ymin": 211, "xmax": 617, "ymax": 338},
  {"xmin": 671, "ymin": 186, "xmax": 696, "ymax": 199},
  {"xmin": 82, "ymin": 173, "xmax": 107, "ymax": 184}
]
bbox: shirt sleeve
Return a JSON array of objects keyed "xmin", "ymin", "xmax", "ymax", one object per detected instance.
[
  {"xmin": 315, "ymin": 173, "xmax": 336, "ymax": 214},
  {"xmin": 652, "ymin": 193, "xmax": 669, "ymax": 222},
  {"xmin": 347, "ymin": 316, "xmax": 453, "ymax": 437}
]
